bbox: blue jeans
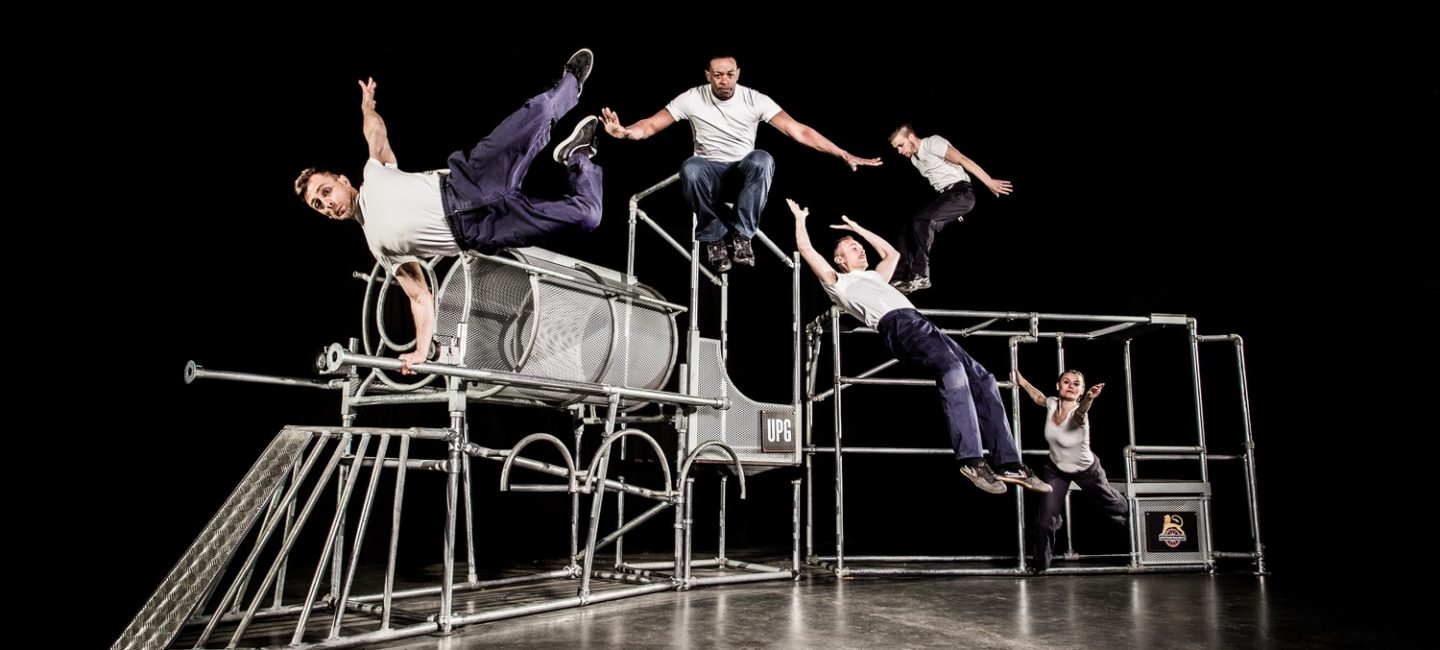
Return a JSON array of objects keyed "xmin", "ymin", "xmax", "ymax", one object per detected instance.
[
  {"xmin": 441, "ymin": 72, "xmax": 602, "ymax": 254},
  {"xmin": 679, "ymin": 150, "xmax": 774, "ymax": 242},
  {"xmin": 878, "ymin": 308, "xmax": 1020, "ymax": 466},
  {"xmin": 895, "ymin": 182, "xmax": 974, "ymax": 280},
  {"xmin": 1030, "ymin": 457, "xmax": 1130, "ymax": 571}
]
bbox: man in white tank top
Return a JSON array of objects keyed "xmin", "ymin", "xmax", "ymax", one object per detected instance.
[
  {"xmin": 295, "ymin": 49, "xmax": 604, "ymax": 375},
  {"xmin": 885, "ymin": 124, "xmax": 1013, "ymax": 294},
  {"xmin": 600, "ymin": 56, "xmax": 882, "ymax": 273},
  {"xmin": 789, "ymin": 198, "xmax": 1049, "ymax": 496}
]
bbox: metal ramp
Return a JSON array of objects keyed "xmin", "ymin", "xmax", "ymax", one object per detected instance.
[{"xmin": 113, "ymin": 430, "xmax": 311, "ymax": 650}]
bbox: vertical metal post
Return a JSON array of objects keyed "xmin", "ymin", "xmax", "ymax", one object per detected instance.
[
  {"xmin": 1187, "ymin": 320, "xmax": 1216, "ymax": 567},
  {"xmin": 831, "ymin": 307, "xmax": 846, "ymax": 573},
  {"xmin": 1232, "ymin": 336, "xmax": 1267, "ymax": 574},
  {"xmin": 718, "ymin": 476, "xmax": 728, "ymax": 562}
]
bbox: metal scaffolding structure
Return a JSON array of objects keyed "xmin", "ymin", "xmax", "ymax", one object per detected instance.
[
  {"xmin": 126, "ymin": 174, "xmax": 807, "ymax": 649},
  {"xmin": 803, "ymin": 309, "xmax": 1266, "ymax": 577}
]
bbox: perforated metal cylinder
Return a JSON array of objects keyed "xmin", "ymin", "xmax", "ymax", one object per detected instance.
[{"xmin": 434, "ymin": 249, "xmax": 678, "ymax": 407}]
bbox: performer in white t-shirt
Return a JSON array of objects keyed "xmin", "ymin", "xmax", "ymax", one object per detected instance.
[
  {"xmin": 1014, "ymin": 369, "xmax": 1129, "ymax": 572},
  {"xmin": 788, "ymin": 198, "xmax": 1050, "ymax": 496},
  {"xmin": 885, "ymin": 124, "xmax": 1013, "ymax": 294},
  {"xmin": 600, "ymin": 55, "xmax": 882, "ymax": 273},
  {"xmin": 295, "ymin": 49, "xmax": 604, "ymax": 375}
]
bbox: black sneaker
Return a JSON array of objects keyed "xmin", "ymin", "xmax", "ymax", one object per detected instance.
[
  {"xmin": 706, "ymin": 240, "xmax": 732, "ymax": 273},
  {"xmin": 959, "ymin": 460, "xmax": 1008, "ymax": 495},
  {"xmin": 731, "ymin": 234, "xmax": 756, "ymax": 266},
  {"xmin": 996, "ymin": 465, "xmax": 1053, "ymax": 493},
  {"xmin": 552, "ymin": 115, "xmax": 600, "ymax": 164},
  {"xmin": 564, "ymin": 48, "xmax": 594, "ymax": 96}
]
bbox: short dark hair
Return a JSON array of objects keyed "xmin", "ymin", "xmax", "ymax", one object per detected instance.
[
  {"xmin": 294, "ymin": 167, "xmax": 334, "ymax": 204},
  {"xmin": 707, "ymin": 55, "xmax": 738, "ymax": 71},
  {"xmin": 888, "ymin": 123, "xmax": 915, "ymax": 142},
  {"xmin": 831, "ymin": 235, "xmax": 860, "ymax": 266}
]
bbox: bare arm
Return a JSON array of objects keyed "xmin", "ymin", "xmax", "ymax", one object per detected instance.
[
  {"xmin": 359, "ymin": 78, "xmax": 396, "ymax": 165},
  {"xmin": 601, "ymin": 107, "xmax": 676, "ymax": 141},
  {"xmin": 1012, "ymin": 371, "xmax": 1048, "ymax": 407},
  {"xmin": 787, "ymin": 199, "xmax": 839, "ymax": 286},
  {"xmin": 829, "ymin": 216, "xmax": 901, "ymax": 282},
  {"xmin": 769, "ymin": 111, "xmax": 882, "ymax": 171},
  {"xmin": 943, "ymin": 145, "xmax": 1010, "ymax": 197},
  {"xmin": 393, "ymin": 262, "xmax": 434, "ymax": 375},
  {"xmin": 1073, "ymin": 383, "xmax": 1106, "ymax": 426}
]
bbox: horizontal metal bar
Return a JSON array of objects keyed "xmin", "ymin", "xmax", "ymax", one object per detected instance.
[
  {"xmin": 351, "ymin": 457, "xmax": 450, "ymax": 472},
  {"xmin": 448, "ymin": 582, "xmax": 675, "ymax": 626},
  {"xmin": 688, "ymin": 571, "xmax": 794, "ymax": 587},
  {"xmin": 719, "ymin": 559, "xmax": 786, "ymax": 573},
  {"xmin": 805, "ymin": 447, "xmax": 952, "ymax": 456},
  {"xmin": 815, "ymin": 555, "xmax": 1014, "ymax": 562},
  {"xmin": 326, "ymin": 345, "xmax": 728, "ymax": 409},
  {"xmin": 349, "ymin": 393, "xmax": 453, "ymax": 406},
  {"xmin": 185, "ymin": 362, "xmax": 335, "ymax": 389},
  {"xmin": 466, "ymin": 443, "xmax": 672, "ymax": 501},
  {"xmin": 280, "ymin": 425, "xmax": 455, "ymax": 441},
  {"xmin": 1129, "ymin": 445, "xmax": 1206, "ymax": 453}
]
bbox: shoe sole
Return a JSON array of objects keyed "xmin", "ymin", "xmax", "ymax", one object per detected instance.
[
  {"xmin": 961, "ymin": 471, "xmax": 1009, "ymax": 494},
  {"xmin": 995, "ymin": 476, "xmax": 1054, "ymax": 493},
  {"xmin": 553, "ymin": 116, "xmax": 600, "ymax": 163},
  {"xmin": 567, "ymin": 48, "xmax": 594, "ymax": 90}
]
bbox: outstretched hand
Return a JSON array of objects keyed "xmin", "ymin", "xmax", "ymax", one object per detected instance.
[
  {"xmin": 600, "ymin": 108, "xmax": 628, "ymax": 138},
  {"xmin": 358, "ymin": 77, "xmax": 378, "ymax": 112},
  {"xmin": 828, "ymin": 215, "xmax": 861, "ymax": 232},
  {"xmin": 842, "ymin": 153, "xmax": 883, "ymax": 172},
  {"xmin": 1086, "ymin": 383, "xmax": 1105, "ymax": 399},
  {"xmin": 985, "ymin": 178, "xmax": 1014, "ymax": 197},
  {"xmin": 785, "ymin": 198, "xmax": 809, "ymax": 220}
]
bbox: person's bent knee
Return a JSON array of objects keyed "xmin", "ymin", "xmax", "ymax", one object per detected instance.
[
  {"xmin": 579, "ymin": 207, "xmax": 602, "ymax": 232},
  {"xmin": 740, "ymin": 150, "xmax": 775, "ymax": 177},
  {"xmin": 680, "ymin": 157, "xmax": 710, "ymax": 184}
]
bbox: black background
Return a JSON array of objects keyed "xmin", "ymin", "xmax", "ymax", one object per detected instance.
[{"xmin": 17, "ymin": 13, "xmax": 1433, "ymax": 646}]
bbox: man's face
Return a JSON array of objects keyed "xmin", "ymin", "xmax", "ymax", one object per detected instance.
[
  {"xmin": 304, "ymin": 173, "xmax": 358, "ymax": 220},
  {"xmin": 890, "ymin": 132, "xmax": 919, "ymax": 158},
  {"xmin": 833, "ymin": 237, "xmax": 868, "ymax": 272},
  {"xmin": 705, "ymin": 58, "xmax": 740, "ymax": 100}
]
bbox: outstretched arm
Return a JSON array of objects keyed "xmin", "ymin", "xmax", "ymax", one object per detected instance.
[
  {"xmin": 359, "ymin": 78, "xmax": 397, "ymax": 165},
  {"xmin": 829, "ymin": 216, "xmax": 901, "ymax": 282},
  {"xmin": 1013, "ymin": 371, "xmax": 1048, "ymax": 407},
  {"xmin": 944, "ymin": 145, "xmax": 1009, "ymax": 197},
  {"xmin": 787, "ymin": 199, "xmax": 839, "ymax": 286},
  {"xmin": 393, "ymin": 262, "xmax": 434, "ymax": 375},
  {"xmin": 601, "ymin": 107, "xmax": 676, "ymax": 141},
  {"xmin": 1073, "ymin": 383, "xmax": 1106, "ymax": 426},
  {"xmin": 769, "ymin": 112, "xmax": 882, "ymax": 171}
]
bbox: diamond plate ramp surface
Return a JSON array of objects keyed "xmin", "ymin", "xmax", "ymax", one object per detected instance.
[{"xmin": 113, "ymin": 429, "xmax": 311, "ymax": 650}]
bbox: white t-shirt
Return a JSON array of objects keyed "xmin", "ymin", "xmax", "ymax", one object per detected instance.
[
  {"xmin": 821, "ymin": 270, "xmax": 915, "ymax": 329},
  {"xmin": 1044, "ymin": 396, "xmax": 1096, "ymax": 473},
  {"xmin": 910, "ymin": 135, "xmax": 971, "ymax": 192},
  {"xmin": 357, "ymin": 159, "xmax": 461, "ymax": 272},
  {"xmin": 665, "ymin": 85, "xmax": 783, "ymax": 162}
]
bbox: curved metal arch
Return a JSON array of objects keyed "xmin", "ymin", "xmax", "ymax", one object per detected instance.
[
  {"xmin": 499, "ymin": 433, "xmax": 578, "ymax": 494},
  {"xmin": 584, "ymin": 429, "xmax": 673, "ymax": 495},
  {"xmin": 678, "ymin": 441, "xmax": 747, "ymax": 500}
]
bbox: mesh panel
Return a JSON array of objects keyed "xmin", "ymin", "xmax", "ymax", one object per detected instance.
[
  {"xmin": 690, "ymin": 337, "xmax": 799, "ymax": 467},
  {"xmin": 1135, "ymin": 497, "xmax": 1210, "ymax": 566},
  {"xmin": 433, "ymin": 251, "xmax": 678, "ymax": 407},
  {"xmin": 113, "ymin": 430, "xmax": 311, "ymax": 650}
]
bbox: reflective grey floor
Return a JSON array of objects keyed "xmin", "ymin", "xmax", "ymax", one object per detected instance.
[{"xmin": 343, "ymin": 569, "xmax": 1417, "ymax": 650}]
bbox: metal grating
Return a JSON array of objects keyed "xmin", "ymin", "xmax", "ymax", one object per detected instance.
[
  {"xmin": 690, "ymin": 337, "xmax": 798, "ymax": 467},
  {"xmin": 434, "ymin": 250, "xmax": 678, "ymax": 407},
  {"xmin": 1135, "ymin": 496, "xmax": 1211, "ymax": 566}
]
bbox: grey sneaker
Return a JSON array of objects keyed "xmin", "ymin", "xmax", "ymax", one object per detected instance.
[
  {"xmin": 908, "ymin": 275, "xmax": 931, "ymax": 292},
  {"xmin": 959, "ymin": 461, "xmax": 1008, "ymax": 495},
  {"xmin": 997, "ymin": 465, "xmax": 1053, "ymax": 493},
  {"xmin": 553, "ymin": 115, "xmax": 600, "ymax": 164},
  {"xmin": 706, "ymin": 240, "xmax": 732, "ymax": 273},
  {"xmin": 731, "ymin": 235, "xmax": 756, "ymax": 266},
  {"xmin": 564, "ymin": 48, "xmax": 594, "ymax": 96}
]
